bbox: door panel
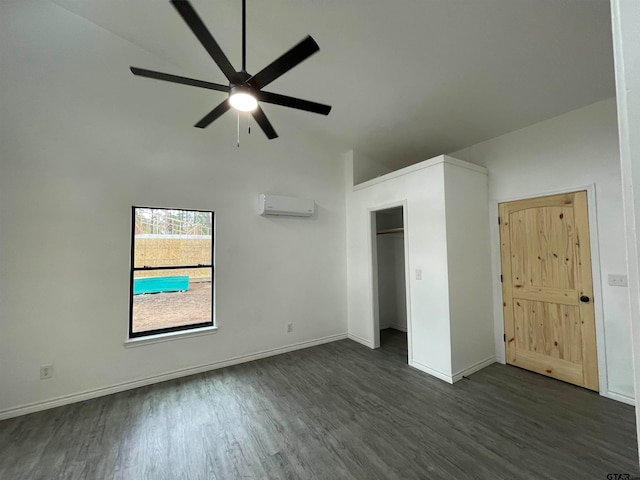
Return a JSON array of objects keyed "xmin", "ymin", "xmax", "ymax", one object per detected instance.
[
  {"xmin": 513, "ymin": 299, "xmax": 582, "ymax": 363},
  {"xmin": 499, "ymin": 191, "xmax": 598, "ymax": 391}
]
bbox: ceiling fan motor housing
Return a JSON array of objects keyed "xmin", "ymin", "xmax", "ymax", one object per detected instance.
[{"xmin": 229, "ymin": 83, "xmax": 253, "ymax": 98}]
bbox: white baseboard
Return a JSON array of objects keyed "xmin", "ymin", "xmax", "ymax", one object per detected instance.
[
  {"xmin": 410, "ymin": 360, "xmax": 454, "ymax": 384},
  {"xmin": 347, "ymin": 332, "xmax": 375, "ymax": 349},
  {"xmin": 0, "ymin": 333, "xmax": 348, "ymax": 421},
  {"xmin": 409, "ymin": 357, "xmax": 496, "ymax": 385},
  {"xmin": 452, "ymin": 357, "xmax": 496, "ymax": 383},
  {"xmin": 602, "ymin": 390, "xmax": 635, "ymax": 406}
]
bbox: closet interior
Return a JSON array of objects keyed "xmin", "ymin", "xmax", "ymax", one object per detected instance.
[{"xmin": 374, "ymin": 207, "xmax": 407, "ymax": 353}]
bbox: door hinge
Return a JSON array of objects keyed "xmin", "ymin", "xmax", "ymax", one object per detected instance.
[
  {"xmin": 498, "ymin": 216, "xmax": 501, "ymax": 225},
  {"xmin": 500, "ymin": 274, "xmax": 503, "ymax": 283},
  {"xmin": 503, "ymin": 334, "xmax": 506, "ymax": 342}
]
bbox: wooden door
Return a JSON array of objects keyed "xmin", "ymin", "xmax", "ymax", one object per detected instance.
[{"xmin": 499, "ymin": 191, "xmax": 598, "ymax": 391}]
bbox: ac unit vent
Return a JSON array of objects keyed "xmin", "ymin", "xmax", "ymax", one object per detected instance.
[{"xmin": 258, "ymin": 194, "xmax": 315, "ymax": 217}]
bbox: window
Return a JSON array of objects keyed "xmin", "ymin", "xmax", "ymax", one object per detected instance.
[{"xmin": 129, "ymin": 207, "xmax": 214, "ymax": 338}]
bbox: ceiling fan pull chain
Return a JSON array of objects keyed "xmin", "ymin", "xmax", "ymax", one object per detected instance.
[
  {"xmin": 248, "ymin": 112, "xmax": 251, "ymax": 134},
  {"xmin": 237, "ymin": 110, "xmax": 240, "ymax": 147}
]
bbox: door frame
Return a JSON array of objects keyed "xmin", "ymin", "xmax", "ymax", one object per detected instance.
[
  {"xmin": 368, "ymin": 200, "xmax": 412, "ymax": 364},
  {"xmin": 492, "ymin": 184, "xmax": 610, "ymax": 397}
]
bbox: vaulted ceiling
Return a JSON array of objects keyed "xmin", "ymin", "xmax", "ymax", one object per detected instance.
[{"xmin": 48, "ymin": 0, "xmax": 615, "ymax": 170}]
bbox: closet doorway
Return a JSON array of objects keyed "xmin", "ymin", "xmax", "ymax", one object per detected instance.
[{"xmin": 371, "ymin": 205, "xmax": 409, "ymax": 362}]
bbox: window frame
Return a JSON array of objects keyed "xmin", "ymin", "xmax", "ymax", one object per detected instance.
[{"xmin": 128, "ymin": 205, "xmax": 215, "ymax": 339}]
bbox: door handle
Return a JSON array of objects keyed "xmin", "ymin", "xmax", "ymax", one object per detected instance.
[{"xmin": 580, "ymin": 295, "xmax": 590, "ymax": 303}]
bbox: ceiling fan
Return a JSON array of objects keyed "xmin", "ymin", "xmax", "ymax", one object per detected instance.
[{"xmin": 130, "ymin": 0, "xmax": 331, "ymax": 140}]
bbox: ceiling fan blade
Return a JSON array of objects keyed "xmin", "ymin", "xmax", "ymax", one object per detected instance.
[
  {"xmin": 170, "ymin": 0, "xmax": 237, "ymax": 82},
  {"xmin": 251, "ymin": 106, "xmax": 278, "ymax": 139},
  {"xmin": 248, "ymin": 36, "xmax": 319, "ymax": 90},
  {"xmin": 130, "ymin": 67, "xmax": 229, "ymax": 92},
  {"xmin": 257, "ymin": 91, "xmax": 331, "ymax": 115},
  {"xmin": 194, "ymin": 100, "xmax": 231, "ymax": 129}
]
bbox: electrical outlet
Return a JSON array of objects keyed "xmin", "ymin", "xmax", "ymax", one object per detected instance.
[
  {"xmin": 287, "ymin": 323, "xmax": 293, "ymax": 333},
  {"xmin": 40, "ymin": 364, "xmax": 53, "ymax": 380},
  {"xmin": 416, "ymin": 269, "xmax": 422, "ymax": 280}
]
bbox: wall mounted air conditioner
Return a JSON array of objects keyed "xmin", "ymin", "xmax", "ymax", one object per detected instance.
[{"xmin": 259, "ymin": 194, "xmax": 315, "ymax": 217}]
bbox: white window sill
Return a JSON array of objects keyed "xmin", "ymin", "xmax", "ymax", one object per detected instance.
[{"xmin": 124, "ymin": 326, "xmax": 218, "ymax": 348}]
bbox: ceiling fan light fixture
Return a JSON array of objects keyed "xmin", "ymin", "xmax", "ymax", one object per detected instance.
[
  {"xmin": 229, "ymin": 88, "xmax": 258, "ymax": 112},
  {"xmin": 130, "ymin": 1, "xmax": 331, "ymax": 140}
]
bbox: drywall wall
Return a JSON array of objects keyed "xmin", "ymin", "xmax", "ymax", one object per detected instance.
[
  {"xmin": 346, "ymin": 153, "xmax": 450, "ymax": 377},
  {"xmin": 392, "ymin": 236, "xmax": 408, "ymax": 331},
  {"xmin": 0, "ymin": 0, "xmax": 347, "ymax": 418},
  {"xmin": 443, "ymin": 163, "xmax": 494, "ymax": 377},
  {"xmin": 611, "ymin": 0, "xmax": 640, "ymax": 454},
  {"xmin": 450, "ymin": 98, "xmax": 634, "ymax": 403},
  {"xmin": 353, "ymin": 150, "xmax": 392, "ymax": 185},
  {"xmin": 345, "ymin": 153, "xmax": 494, "ymax": 382}
]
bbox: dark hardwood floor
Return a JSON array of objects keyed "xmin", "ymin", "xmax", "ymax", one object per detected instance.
[{"xmin": 1, "ymin": 329, "xmax": 637, "ymax": 479}]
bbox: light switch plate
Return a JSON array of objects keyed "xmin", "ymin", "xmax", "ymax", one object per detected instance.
[{"xmin": 608, "ymin": 274, "xmax": 628, "ymax": 287}]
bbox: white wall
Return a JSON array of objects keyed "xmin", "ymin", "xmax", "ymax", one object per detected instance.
[
  {"xmin": 345, "ymin": 153, "xmax": 450, "ymax": 376},
  {"xmin": 611, "ymin": 0, "xmax": 640, "ymax": 457},
  {"xmin": 345, "ymin": 154, "xmax": 494, "ymax": 382},
  {"xmin": 353, "ymin": 150, "xmax": 392, "ymax": 185},
  {"xmin": 450, "ymin": 98, "xmax": 634, "ymax": 404},
  {"xmin": 393, "ymin": 237, "xmax": 408, "ymax": 331},
  {"xmin": 0, "ymin": 0, "xmax": 347, "ymax": 418},
  {"xmin": 444, "ymin": 163, "xmax": 494, "ymax": 376}
]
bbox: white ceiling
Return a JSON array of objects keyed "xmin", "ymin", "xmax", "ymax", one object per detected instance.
[{"xmin": 49, "ymin": 0, "xmax": 615, "ymax": 170}]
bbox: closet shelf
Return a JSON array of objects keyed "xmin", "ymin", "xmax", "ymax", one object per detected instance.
[{"xmin": 377, "ymin": 228, "xmax": 404, "ymax": 235}]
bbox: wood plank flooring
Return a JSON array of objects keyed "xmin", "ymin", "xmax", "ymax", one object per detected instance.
[{"xmin": 0, "ymin": 329, "xmax": 637, "ymax": 479}]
